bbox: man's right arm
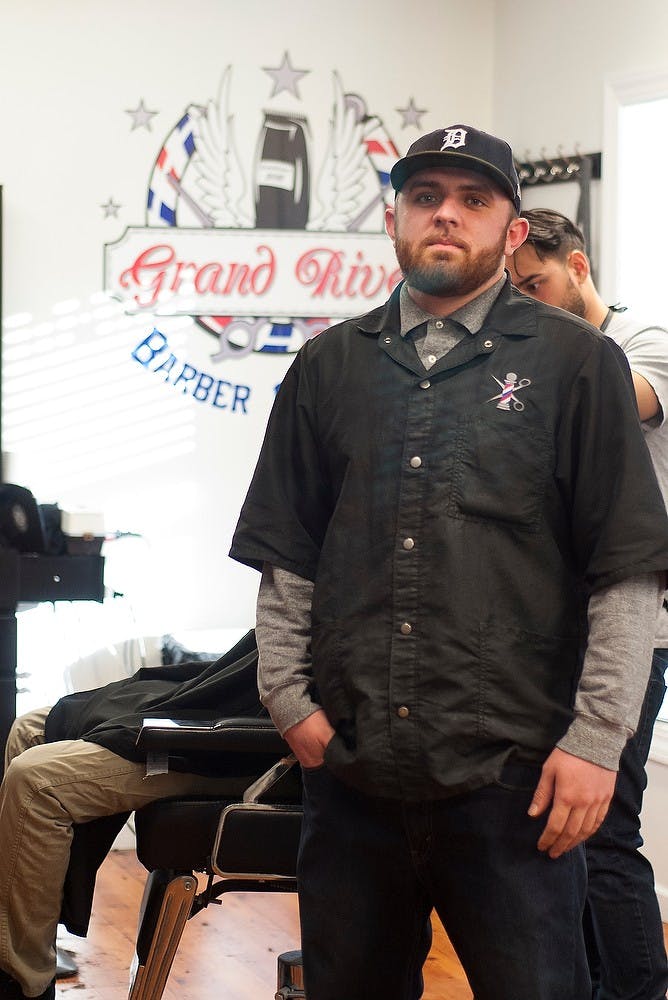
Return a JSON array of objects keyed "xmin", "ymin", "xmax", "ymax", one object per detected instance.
[
  {"xmin": 256, "ymin": 563, "xmax": 335, "ymax": 767},
  {"xmin": 614, "ymin": 320, "xmax": 668, "ymax": 423},
  {"xmin": 632, "ymin": 371, "xmax": 660, "ymax": 421}
]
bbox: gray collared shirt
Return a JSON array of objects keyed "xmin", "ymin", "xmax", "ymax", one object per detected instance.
[{"xmin": 400, "ymin": 276, "xmax": 505, "ymax": 370}]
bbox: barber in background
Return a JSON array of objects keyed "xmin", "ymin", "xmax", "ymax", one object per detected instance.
[{"xmin": 507, "ymin": 207, "xmax": 668, "ymax": 1000}]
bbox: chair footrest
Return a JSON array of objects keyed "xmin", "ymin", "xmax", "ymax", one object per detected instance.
[
  {"xmin": 136, "ymin": 798, "xmax": 230, "ymax": 871},
  {"xmin": 213, "ymin": 803, "xmax": 302, "ymax": 879}
]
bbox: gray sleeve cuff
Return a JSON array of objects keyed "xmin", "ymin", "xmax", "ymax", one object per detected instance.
[
  {"xmin": 255, "ymin": 563, "xmax": 321, "ymax": 736},
  {"xmin": 558, "ymin": 570, "xmax": 664, "ymax": 770},
  {"xmin": 557, "ymin": 715, "xmax": 628, "ymax": 771}
]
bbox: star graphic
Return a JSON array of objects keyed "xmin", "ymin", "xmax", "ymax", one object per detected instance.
[
  {"xmin": 125, "ymin": 99, "xmax": 158, "ymax": 131},
  {"xmin": 397, "ymin": 98, "xmax": 428, "ymax": 129},
  {"xmin": 100, "ymin": 197, "xmax": 122, "ymax": 219},
  {"xmin": 262, "ymin": 52, "xmax": 310, "ymax": 99}
]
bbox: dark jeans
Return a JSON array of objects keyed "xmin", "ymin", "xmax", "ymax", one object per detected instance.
[
  {"xmin": 297, "ymin": 760, "xmax": 590, "ymax": 1000},
  {"xmin": 585, "ymin": 648, "xmax": 668, "ymax": 1000}
]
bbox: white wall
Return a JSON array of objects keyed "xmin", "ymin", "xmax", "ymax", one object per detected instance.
[
  {"xmin": 493, "ymin": 0, "xmax": 668, "ymax": 298},
  {"xmin": 493, "ymin": 0, "xmax": 668, "ymax": 156},
  {"xmin": 0, "ymin": 0, "xmax": 495, "ymax": 636}
]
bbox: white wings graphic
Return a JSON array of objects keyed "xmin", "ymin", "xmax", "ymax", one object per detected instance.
[
  {"xmin": 191, "ymin": 67, "xmax": 254, "ymax": 229},
  {"xmin": 307, "ymin": 72, "xmax": 370, "ymax": 232}
]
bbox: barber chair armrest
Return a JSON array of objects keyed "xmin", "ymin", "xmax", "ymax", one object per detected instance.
[{"xmin": 136, "ymin": 716, "xmax": 290, "ymax": 756}]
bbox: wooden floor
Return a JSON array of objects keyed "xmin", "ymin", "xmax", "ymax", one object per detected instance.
[
  {"xmin": 57, "ymin": 849, "xmax": 668, "ymax": 999},
  {"xmin": 56, "ymin": 849, "xmax": 471, "ymax": 999}
]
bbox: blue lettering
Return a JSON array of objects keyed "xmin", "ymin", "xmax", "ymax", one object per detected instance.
[
  {"xmin": 232, "ymin": 383, "xmax": 250, "ymax": 413},
  {"xmin": 132, "ymin": 328, "xmax": 167, "ymax": 366},
  {"xmin": 130, "ymin": 329, "xmax": 252, "ymax": 413},
  {"xmin": 212, "ymin": 380, "xmax": 231, "ymax": 409},
  {"xmin": 172, "ymin": 363, "xmax": 197, "ymax": 392},
  {"xmin": 153, "ymin": 353, "xmax": 178, "ymax": 380},
  {"xmin": 193, "ymin": 372, "xmax": 214, "ymax": 401}
]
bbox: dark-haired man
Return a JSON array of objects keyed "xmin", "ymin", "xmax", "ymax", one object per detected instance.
[
  {"xmin": 508, "ymin": 207, "xmax": 668, "ymax": 1000},
  {"xmin": 231, "ymin": 128, "xmax": 668, "ymax": 1000}
]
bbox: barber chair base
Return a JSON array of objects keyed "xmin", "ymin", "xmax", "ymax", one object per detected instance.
[
  {"xmin": 128, "ymin": 871, "xmax": 197, "ymax": 1000},
  {"xmin": 129, "ymin": 722, "xmax": 303, "ymax": 998},
  {"xmin": 276, "ymin": 949, "xmax": 305, "ymax": 999}
]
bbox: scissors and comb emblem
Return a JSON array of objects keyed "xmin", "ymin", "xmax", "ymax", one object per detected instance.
[{"xmin": 488, "ymin": 372, "xmax": 531, "ymax": 411}]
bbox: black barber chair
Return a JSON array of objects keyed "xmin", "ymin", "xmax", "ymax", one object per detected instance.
[{"xmin": 128, "ymin": 716, "xmax": 305, "ymax": 999}]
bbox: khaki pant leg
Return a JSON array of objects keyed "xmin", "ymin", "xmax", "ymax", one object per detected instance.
[
  {"xmin": 4, "ymin": 707, "xmax": 51, "ymax": 771},
  {"xmin": 0, "ymin": 739, "xmax": 237, "ymax": 997}
]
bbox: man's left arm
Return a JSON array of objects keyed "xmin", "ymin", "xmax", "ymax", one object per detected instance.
[{"xmin": 528, "ymin": 571, "xmax": 664, "ymax": 858}]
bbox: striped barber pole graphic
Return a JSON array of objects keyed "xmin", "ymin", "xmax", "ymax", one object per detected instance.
[
  {"xmin": 497, "ymin": 377, "xmax": 517, "ymax": 410},
  {"xmin": 363, "ymin": 122, "xmax": 399, "ymax": 207},
  {"xmin": 147, "ymin": 111, "xmax": 199, "ymax": 227}
]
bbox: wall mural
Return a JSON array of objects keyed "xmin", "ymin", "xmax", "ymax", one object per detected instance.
[{"xmin": 104, "ymin": 53, "xmax": 426, "ymax": 411}]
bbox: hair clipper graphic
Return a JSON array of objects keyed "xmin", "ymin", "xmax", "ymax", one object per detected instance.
[{"xmin": 254, "ymin": 113, "xmax": 310, "ymax": 229}]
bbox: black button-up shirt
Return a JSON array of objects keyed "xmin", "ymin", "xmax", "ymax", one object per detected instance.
[{"xmin": 231, "ymin": 278, "xmax": 668, "ymax": 800}]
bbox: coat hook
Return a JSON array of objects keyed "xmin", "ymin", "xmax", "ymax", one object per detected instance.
[{"xmin": 549, "ymin": 146, "xmax": 566, "ymax": 180}]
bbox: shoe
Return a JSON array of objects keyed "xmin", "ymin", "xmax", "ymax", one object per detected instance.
[
  {"xmin": 55, "ymin": 947, "xmax": 78, "ymax": 978},
  {"xmin": 0, "ymin": 969, "xmax": 55, "ymax": 999}
]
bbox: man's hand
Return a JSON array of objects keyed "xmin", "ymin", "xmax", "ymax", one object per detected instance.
[
  {"xmin": 284, "ymin": 709, "xmax": 335, "ymax": 769},
  {"xmin": 528, "ymin": 747, "xmax": 617, "ymax": 859}
]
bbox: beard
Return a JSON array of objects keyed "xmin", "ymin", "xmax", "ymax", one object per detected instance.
[
  {"xmin": 557, "ymin": 280, "xmax": 587, "ymax": 319},
  {"xmin": 394, "ymin": 228, "xmax": 508, "ymax": 298}
]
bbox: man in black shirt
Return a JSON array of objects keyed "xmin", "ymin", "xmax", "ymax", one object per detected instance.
[{"xmin": 231, "ymin": 126, "xmax": 668, "ymax": 1000}]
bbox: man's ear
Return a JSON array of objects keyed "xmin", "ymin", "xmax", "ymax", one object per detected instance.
[
  {"xmin": 385, "ymin": 205, "xmax": 396, "ymax": 242},
  {"xmin": 566, "ymin": 249, "xmax": 591, "ymax": 285},
  {"xmin": 505, "ymin": 215, "xmax": 529, "ymax": 256}
]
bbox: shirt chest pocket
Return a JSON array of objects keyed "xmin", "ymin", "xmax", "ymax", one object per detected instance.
[{"xmin": 447, "ymin": 416, "xmax": 552, "ymax": 532}]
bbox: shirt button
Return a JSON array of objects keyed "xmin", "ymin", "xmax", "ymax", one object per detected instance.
[
  {"xmin": 397, "ymin": 705, "xmax": 410, "ymax": 718},
  {"xmin": 435, "ymin": 320, "xmax": 444, "ymax": 329},
  {"xmin": 484, "ymin": 339, "xmax": 493, "ymax": 348},
  {"xmin": 427, "ymin": 354, "xmax": 437, "ymax": 365},
  {"xmin": 419, "ymin": 379, "xmax": 431, "ymax": 389},
  {"xmin": 409, "ymin": 456, "xmax": 422, "ymax": 468},
  {"xmin": 400, "ymin": 622, "xmax": 412, "ymax": 635},
  {"xmin": 384, "ymin": 337, "xmax": 392, "ymax": 344},
  {"xmin": 402, "ymin": 537, "xmax": 415, "ymax": 550}
]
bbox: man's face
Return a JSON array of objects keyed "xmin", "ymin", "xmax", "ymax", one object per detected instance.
[
  {"xmin": 385, "ymin": 167, "xmax": 524, "ymax": 300},
  {"xmin": 507, "ymin": 244, "xmax": 587, "ymax": 319}
]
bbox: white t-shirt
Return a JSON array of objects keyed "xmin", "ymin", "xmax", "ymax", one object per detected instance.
[{"xmin": 605, "ymin": 307, "xmax": 668, "ymax": 646}]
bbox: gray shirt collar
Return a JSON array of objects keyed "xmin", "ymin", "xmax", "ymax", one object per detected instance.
[{"xmin": 399, "ymin": 275, "xmax": 506, "ymax": 338}]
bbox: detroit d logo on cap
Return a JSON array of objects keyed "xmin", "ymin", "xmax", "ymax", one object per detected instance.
[{"xmin": 440, "ymin": 128, "xmax": 467, "ymax": 150}]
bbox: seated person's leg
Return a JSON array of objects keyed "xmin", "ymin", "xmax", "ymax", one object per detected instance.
[
  {"xmin": 3, "ymin": 708, "xmax": 51, "ymax": 772},
  {"xmin": 0, "ymin": 733, "xmax": 235, "ymax": 998},
  {"xmin": 4, "ymin": 709, "xmax": 81, "ymax": 985}
]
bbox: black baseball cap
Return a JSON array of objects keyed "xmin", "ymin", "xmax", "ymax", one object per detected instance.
[{"xmin": 390, "ymin": 124, "xmax": 521, "ymax": 213}]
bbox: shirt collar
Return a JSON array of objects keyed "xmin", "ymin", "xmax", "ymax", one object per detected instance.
[
  {"xmin": 399, "ymin": 275, "xmax": 506, "ymax": 339},
  {"xmin": 356, "ymin": 272, "xmax": 539, "ymax": 340}
]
